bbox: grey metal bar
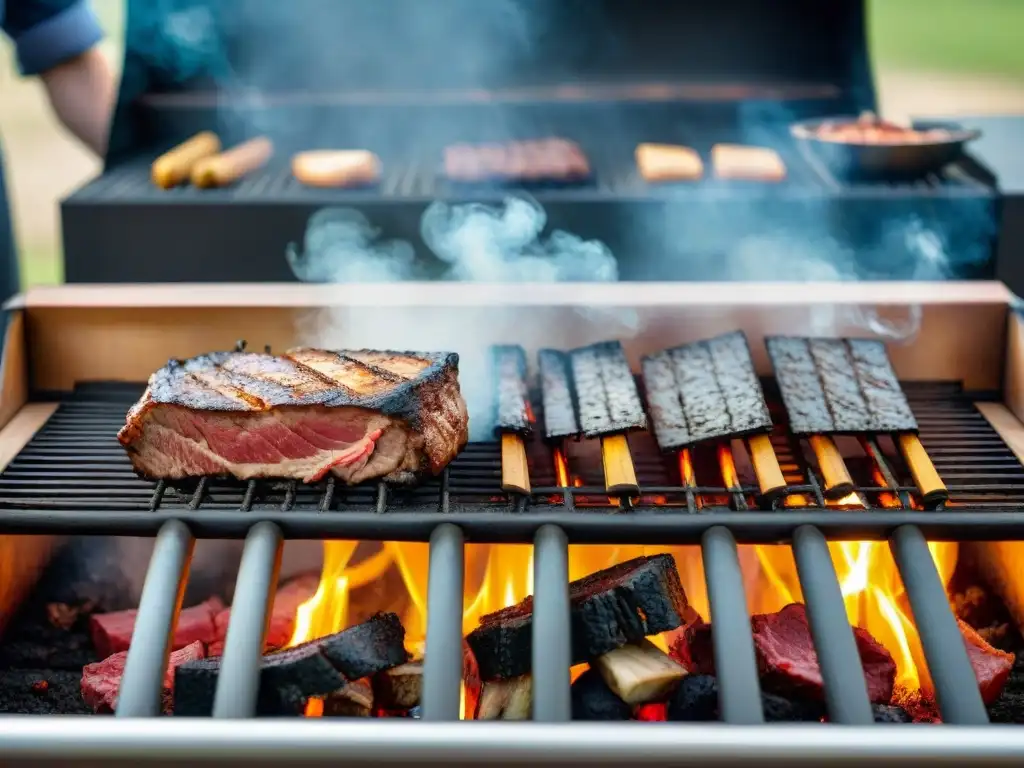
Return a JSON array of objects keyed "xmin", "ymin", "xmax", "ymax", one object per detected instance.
[
  {"xmin": 9, "ymin": 509, "xmax": 1024, "ymax": 541},
  {"xmin": 421, "ymin": 523, "xmax": 465, "ymax": 721},
  {"xmin": 532, "ymin": 524, "xmax": 572, "ymax": 722},
  {"xmin": 791, "ymin": 525, "xmax": 874, "ymax": 724},
  {"xmin": 889, "ymin": 524, "xmax": 989, "ymax": 724},
  {"xmin": 701, "ymin": 526, "xmax": 764, "ymax": 724},
  {"xmin": 212, "ymin": 521, "xmax": 283, "ymax": 718},
  {"xmin": 115, "ymin": 519, "xmax": 195, "ymax": 717},
  {"xmin": 4, "ymin": 719, "xmax": 1024, "ymax": 764}
]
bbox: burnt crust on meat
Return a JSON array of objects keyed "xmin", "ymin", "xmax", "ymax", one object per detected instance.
[{"xmin": 118, "ymin": 348, "xmax": 469, "ymax": 485}]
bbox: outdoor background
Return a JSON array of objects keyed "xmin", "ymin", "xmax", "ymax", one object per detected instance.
[{"xmin": 1, "ymin": 0, "xmax": 1022, "ymax": 287}]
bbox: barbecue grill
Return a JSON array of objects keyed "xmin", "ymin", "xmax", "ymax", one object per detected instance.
[
  {"xmin": 59, "ymin": 0, "xmax": 1008, "ymax": 287},
  {"xmin": 0, "ymin": 281, "xmax": 1023, "ymax": 763}
]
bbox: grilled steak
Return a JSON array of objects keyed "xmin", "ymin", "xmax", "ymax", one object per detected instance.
[
  {"xmin": 444, "ymin": 138, "xmax": 591, "ymax": 184},
  {"xmin": 118, "ymin": 349, "xmax": 469, "ymax": 484}
]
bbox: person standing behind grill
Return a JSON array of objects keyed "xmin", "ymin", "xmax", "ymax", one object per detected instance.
[{"xmin": 0, "ymin": 0, "xmax": 114, "ymax": 305}]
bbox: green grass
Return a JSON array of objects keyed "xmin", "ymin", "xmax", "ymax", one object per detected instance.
[
  {"xmin": 870, "ymin": 0, "xmax": 1024, "ymax": 77},
  {"xmin": 19, "ymin": 249, "xmax": 63, "ymax": 288}
]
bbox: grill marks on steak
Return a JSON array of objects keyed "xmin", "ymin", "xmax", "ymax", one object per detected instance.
[{"xmin": 118, "ymin": 349, "xmax": 469, "ymax": 484}]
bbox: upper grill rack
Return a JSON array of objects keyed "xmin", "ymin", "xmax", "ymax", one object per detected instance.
[
  {"xmin": 72, "ymin": 140, "xmax": 989, "ymax": 206},
  {"xmin": 2, "ymin": 381, "xmax": 1024, "ymax": 540}
]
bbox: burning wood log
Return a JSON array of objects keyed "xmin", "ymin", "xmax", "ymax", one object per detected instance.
[
  {"xmin": 322, "ymin": 678, "xmax": 374, "ymax": 717},
  {"xmin": 476, "ymin": 674, "xmax": 533, "ymax": 720},
  {"xmin": 371, "ymin": 661, "xmax": 422, "ymax": 710},
  {"xmin": 591, "ymin": 638, "xmax": 688, "ymax": 705},
  {"xmin": 642, "ymin": 332, "xmax": 785, "ymax": 500},
  {"xmin": 570, "ymin": 668, "xmax": 632, "ymax": 721},
  {"xmin": 492, "ymin": 345, "xmax": 533, "ymax": 495},
  {"xmin": 567, "ymin": 341, "xmax": 648, "ymax": 496},
  {"xmin": 174, "ymin": 612, "xmax": 409, "ymax": 716},
  {"xmin": 766, "ymin": 336, "xmax": 938, "ymax": 501},
  {"xmin": 465, "ymin": 554, "xmax": 690, "ymax": 681}
]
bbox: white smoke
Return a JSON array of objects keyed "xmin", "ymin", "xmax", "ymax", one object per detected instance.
[{"xmin": 288, "ymin": 196, "xmax": 621, "ymax": 440}]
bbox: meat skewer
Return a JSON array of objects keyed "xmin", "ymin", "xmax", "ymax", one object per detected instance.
[
  {"xmin": 191, "ymin": 137, "xmax": 274, "ymax": 189},
  {"xmin": 642, "ymin": 332, "xmax": 786, "ymax": 502},
  {"xmin": 568, "ymin": 341, "xmax": 647, "ymax": 497},
  {"xmin": 151, "ymin": 131, "xmax": 221, "ymax": 189},
  {"xmin": 491, "ymin": 345, "xmax": 533, "ymax": 495},
  {"xmin": 766, "ymin": 336, "xmax": 947, "ymax": 506}
]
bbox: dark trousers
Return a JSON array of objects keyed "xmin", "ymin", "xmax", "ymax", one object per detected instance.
[{"xmin": 0, "ymin": 151, "xmax": 22, "ymax": 307}]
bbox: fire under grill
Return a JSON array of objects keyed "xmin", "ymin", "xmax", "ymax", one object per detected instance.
[{"xmin": 4, "ymin": 283, "xmax": 1024, "ymax": 764}]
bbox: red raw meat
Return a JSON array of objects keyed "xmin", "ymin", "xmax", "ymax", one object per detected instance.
[
  {"xmin": 959, "ymin": 618, "xmax": 1015, "ymax": 705},
  {"xmin": 671, "ymin": 603, "xmax": 897, "ymax": 704},
  {"xmin": 89, "ymin": 597, "xmax": 225, "ymax": 659},
  {"xmin": 81, "ymin": 640, "xmax": 205, "ymax": 713},
  {"xmin": 211, "ymin": 573, "xmax": 319, "ymax": 652}
]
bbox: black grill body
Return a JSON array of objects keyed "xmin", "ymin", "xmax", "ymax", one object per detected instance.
[{"xmin": 59, "ymin": 0, "xmax": 999, "ymax": 284}]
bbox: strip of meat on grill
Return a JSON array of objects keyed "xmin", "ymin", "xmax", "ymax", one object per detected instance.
[{"xmin": 117, "ymin": 348, "xmax": 469, "ymax": 484}]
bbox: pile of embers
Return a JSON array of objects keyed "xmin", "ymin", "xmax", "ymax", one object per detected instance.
[
  {"xmin": 77, "ymin": 553, "xmax": 1018, "ymax": 720},
  {"xmin": 464, "ymin": 554, "xmax": 1016, "ymax": 723}
]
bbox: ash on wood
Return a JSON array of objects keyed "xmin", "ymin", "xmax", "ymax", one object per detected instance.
[
  {"xmin": 570, "ymin": 342, "xmax": 647, "ymax": 438},
  {"xmin": 538, "ymin": 349, "xmax": 579, "ymax": 441},
  {"xmin": 642, "ymin": 331, "xmax": 772, "ymax": 450},
  {"xmin": 765, "ymin": 337, "xmax": 918, "ymax": 434},
  {"xmin": 174, "ymin": 612, "xmax": 408, "ymax": 716},
  {"xmin": 466, "ymin": 554, "xmax": 689, "ymax": 681},
  {"xmin": 492, "ymin": 345, "xmax": 532, "ymax": 435}
]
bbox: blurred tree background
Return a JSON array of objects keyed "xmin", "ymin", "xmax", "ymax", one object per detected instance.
[{"xmin": 1, "ymin": 0, "xmax": 1021, "ymax": 287}]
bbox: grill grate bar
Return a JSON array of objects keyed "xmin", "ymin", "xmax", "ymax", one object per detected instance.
[
  {"xmin": 701, "ymin": 526, "xmax": 763, "ymax": 723},
  {"xmin": 212, "ymin": 522, "xmax": 283, "ymax": 718},
  {"xmin": 421, "ymin": 523, "xmax": 465, "ymax": 721},
  {"xmin": 114, "ymin": 520, "xmax": 195, "ymax": 717},
  {"xmin": 889, "ymin": 525, "xmax": 990, "ymax": 724},
  {"xmin": 791, "ymin": 525, "xmax": 874, "ymax": 724},
  {"xmin": 531, "ymin": 524, "xmax": 572, "ymax": 721}
]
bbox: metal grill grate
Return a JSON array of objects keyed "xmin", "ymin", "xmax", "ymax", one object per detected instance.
[{"xmin": 2, "ymin": 381, "xmax": 1024, "ymax": 729}]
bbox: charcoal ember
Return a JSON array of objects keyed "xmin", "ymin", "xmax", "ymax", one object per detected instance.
[
  {"xmin": 569, "ymin": 341, "xmax": 647, "ymax": 437},
  {"xmin": 959, "ymin": 618, "xmax": 1016, "ymax": 705},
  {"xmin": 492, "ymin": 345, "xmax": 532, "ymax": 435},
  {"xmin": 175, "ymin": 612, "xmax": 408, "ymax": 716},
  {"xmin": 0, "ymin": 670, "xmax": 92, "ymax": 715},
  {"xmin": 467, "ymin": 554, "xmax": 689, "ymax": 680},
  {"xmin": 642, "ymin": 331, "xmax": 771, "ymax": 451},
  {"xmin": 260, "ymin": 643, "xmax": 348, "ymax": 715},
  {"xmin": 322, "ymin": 678, "xmax": 373, "ymax": 717},
  {"xmin": 634, "ymin": 701, "xmax": 668, "ymax": 721},
  {"xmin": 538, "ymin": 349, "xmax": 579, "ymax": 441},
  {"xmin": 83, "ymin": 640, "xmax": 205, "ymax": 714},
  {"xmin": 463, "ymin": 640, "xmax": 482, "ymax": 719},
  {"xmin": 372, "ymin": 661, "xmax": 422, "ymax": 709},
  {"xmin": 765, "ymin": 336, "xmax": 917, "ymax": 435},
  {"xmin": 319, "ymin": 612, "xmax": 409, "ymax": 680},
  {"xmin": 672, "ymin": 604, "xmax": 897, "ymax": 704},
  {"xmin": 666, "ymin": 674, "xmax": 718, "ymax": 722},
  {"xmin": 90, "ymin": 596, "xmax": 225, "ymax": 659},
  {"xmin": 872, "ymin": 704, "xmax": 911, "ymax": 723},
  {"xmin": 571, "ymin": 669, "xmax": 632, "ymax": 721},
  {"xmin": 761, "ymin": 692, "xmax": 824, "ymax": 722},
  {"xmin": 0, "ymin": 611, "xmax": 97, "ymax": 671}
]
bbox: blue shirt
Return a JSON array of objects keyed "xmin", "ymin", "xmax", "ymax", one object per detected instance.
[{"xmin": 0, "ymin": 0, "xmax": 103, "ymax": 305}]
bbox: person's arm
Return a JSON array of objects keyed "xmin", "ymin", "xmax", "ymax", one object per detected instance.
[{"xmin": 3, "ymin": 0, "xmax": 115, "ymax": 157}]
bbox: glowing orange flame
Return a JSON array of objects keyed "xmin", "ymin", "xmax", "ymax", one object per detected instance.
[
  {"xmin": 717, "ymin": 444, "xmax": 739, "ymax": 489},
  {"xmin": 554, "ymin": 447, "xmax": 570, "ymax": 488}
]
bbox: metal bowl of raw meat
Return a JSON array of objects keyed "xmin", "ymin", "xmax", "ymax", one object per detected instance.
[{"xmin": 790, "ymin": 112, "xmax": 981, "ymax": 182}]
